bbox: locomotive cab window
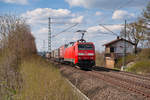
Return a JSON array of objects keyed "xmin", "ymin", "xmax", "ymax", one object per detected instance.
[{"xmin": 78, "ymin": 44, "xmax": 93, "ymax": 50}]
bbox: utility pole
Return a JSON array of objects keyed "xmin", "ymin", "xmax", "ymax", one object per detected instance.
[
  {"xmin": 43, "ymin": 40, "xmax": 46, "ymax": 56},
  {"xmin": 122, "ymin": 20, "xmax": 127, "ymax": 70},
  {"xmin": 43, "ymin": 40, "xmax": 45, "ymax": 52},
  {"xmin": 48, "ymin": 17, "xmax": 51, "ymax": 53}
]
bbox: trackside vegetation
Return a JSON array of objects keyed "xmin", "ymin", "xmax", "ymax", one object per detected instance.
[
  {"xmin": 115, "ymin": 48, "xmax": 150, "ymax": 75},
  {"xmin": 15, "ymin": 55, "xmax": 80, "ymax": 100},
  {"xmin": 126, "ymin": 60, "xmax": 150, "ymax": 74},
  {"xmin": 0, "ymin": 15, "xmax": 37, "ymax": 100},
  {"xmin": 0, "ymin": 15, "xmax": 81, "ymax": 100},
  {"xmin": 125, "ymin": 49, "xmax": 150, "ymax": 75}
]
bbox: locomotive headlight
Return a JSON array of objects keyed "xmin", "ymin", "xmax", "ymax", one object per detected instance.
[
  {"xmin": 90, "ymin": 57, "xmax": 94, "ymax": 59},
  {"xmin": 78, "ymin": 53, "xmax": 85, "ymax": 55},
  {"xmin": 88, "ymin": 53, "xmax": 94, "ymax": 56}
]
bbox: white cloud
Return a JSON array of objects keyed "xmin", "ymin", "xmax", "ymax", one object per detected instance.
[
  {"xmin": 21, "ymin": 8, "xmax": 85, "ymax": 51},
  {"xmin": 70, "ymin": 16, "xmax": 84, "ymax": 23},
  {"xmin": 0, "ymin": 0, "xmax": 28, "ymax": 4},
  {"xmin": 87, "ymin": 26, "xmax": 101, "ymax": 33},
  {"xmin": 37, "ymin": 28, "xmax": 48, "ymax": 34},
  {"xmin": 65, "ymin": 0, "xmax": 148, "ymax": 9},
  {"xmin": 95, "ymin": 11, "xmax": 102, "ymax": 16},
  {"xmin": 21, "ymin": 8, "xmax": 83, "ymax": 25},
  {"xmin": 87, "ymin": 24, "xmax": 123, "ymax": 33},
  {"xmin": 112, "ymin": 10, "xmax": 135, "ymax": 20}
]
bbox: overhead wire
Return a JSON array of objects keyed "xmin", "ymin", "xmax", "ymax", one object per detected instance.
[
  {"xmin": 114, "ymin": 0, "xmax": 135, "ymax": 11},
  {"xmin": 50, "ymin": 0, "xmax": 135, "ymax": 40},
  {"xmin": 51, "ymin": 23, "xmax": 78, "ymax": 38},
  {"xmin": 97, "ymin": 0, "xmax": 135, "ymax": 36},
  {"xmin": 99, "ymin": 24, "xmax": 119, "ymax": 36}
]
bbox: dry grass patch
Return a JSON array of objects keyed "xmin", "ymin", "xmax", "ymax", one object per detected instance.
[
  {"xmin": 15, "ymin": 56, "xmax": 81, "ymax": 100},
  {"xmin": 96, "ymin": 51, "xmax": 105, "ymax": 67}
]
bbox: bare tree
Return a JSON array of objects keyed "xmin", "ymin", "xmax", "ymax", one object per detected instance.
[
  {"xmin": 142, "ymin": 2, "xmax": 150, "ymax": 47},
  {"xmin": 120, "ymin": 19, "xmax": 146, "ymax": 53},
  {"xmin": 0, "ymin": 15, "xmax": 37, "ymax": 99}
]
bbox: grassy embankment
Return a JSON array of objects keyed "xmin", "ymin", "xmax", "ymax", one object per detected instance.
[
  {"xmin": 0, "ymin": 15, "xmax": 80, "ymax": 100},
  {"xmin": 116, "ymin": 48, "xmax": 150, "ymax": 75},
  {"xmin": 15, "ymin": 55, "xmax": 80, "ymax": 100},
  {"xmin": 96, "ymin": 49, "xmax": 150, "ymax": 75},
  {"xmin": 125, "ymin": 49, "xmax": 150, "ymax": 75}
]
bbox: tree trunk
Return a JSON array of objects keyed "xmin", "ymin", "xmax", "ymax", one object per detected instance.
[{"xmin": 134, "ymin": 44, "xmax": 138, "ymax": 54}]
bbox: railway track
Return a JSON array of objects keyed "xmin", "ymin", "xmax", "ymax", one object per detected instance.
[
  {"xmin": 73, "ymin": 67, "xmax": 150, "ymax": 98},
  {"xmin": 99, "ymin": 71, "xmax": 150, "ymax": 89},
  {"xmin": 93, "ymin": 66, "xmax": 150, "ymax": 82},
  {"xmin": 51, "ymin": 61, "xmax": 150, "ymax": 99},
  {"xmin": 86, "ymin": 70, "xmax": 150, "ymax": 98},
  {"xmin": 118, "ymin": 71, "xmax": 150, "ymax": 81}
]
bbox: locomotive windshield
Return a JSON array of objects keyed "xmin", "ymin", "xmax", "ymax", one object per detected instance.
[{"xmin": 78, "ymin": 44, "xmax": 94, "ymax": 50}]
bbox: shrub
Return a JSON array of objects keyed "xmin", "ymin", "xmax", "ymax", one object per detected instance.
[{"xmin": 0, "ymin": 15, "xmax": 81, "ymax": 100}]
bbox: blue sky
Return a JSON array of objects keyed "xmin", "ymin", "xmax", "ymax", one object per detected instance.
[{"xmin": 0, "ymin": 0, "xmax": 149, "ymax": 52}]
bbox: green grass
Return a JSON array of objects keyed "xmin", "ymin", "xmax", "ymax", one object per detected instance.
[
  {"xmin": 115, "ymin": 49, "xmax": 150, "ymax": 75},
  {"xmin": 126, "ymin": 60, "xmax": 150, "ymax": 74},
  {"xmin": 15, "ymin": 55, "xmax": 81, "ymax": 100},
  {"xmin": 115, "ymin": 54, "xmax": 136, "ymax": 69}
]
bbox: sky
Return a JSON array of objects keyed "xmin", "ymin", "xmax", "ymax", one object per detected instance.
[{"xmin": 0, "ymin": 0, "xmax": 149, "ymax": 52}]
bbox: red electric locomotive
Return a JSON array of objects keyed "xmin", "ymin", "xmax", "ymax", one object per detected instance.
[
  {"xmin": 51, "ymin": 30, "xmax": 96, "ymax": 68},
  {"xmin": 60, "ymin": 39, "xmax": 95, "ymax": 68},
  {"xmin": 56, "ymin": 39, "xmax": 95, "ymax": 68}
]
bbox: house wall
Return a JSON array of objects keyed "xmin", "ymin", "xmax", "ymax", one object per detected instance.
[
  {"xmin": 111, "ymin": 41, "xmax": 134, "ymax": 54},
  {"xmin": 105, "ymin": 57, "xmax": 115, "ymax": 68},
  {"xmin": 104, "ymin": 40, "xmax": 134, "ymax": 68}
]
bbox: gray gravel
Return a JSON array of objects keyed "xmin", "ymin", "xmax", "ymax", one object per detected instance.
[{"xmin": 59, "ymin": 66, "xmax": 149, "ymax": 100}]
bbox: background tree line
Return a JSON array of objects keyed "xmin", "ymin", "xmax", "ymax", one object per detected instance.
[{"xmin": 0, "ymin": 15, "xmax": 37, "ymax": 99}]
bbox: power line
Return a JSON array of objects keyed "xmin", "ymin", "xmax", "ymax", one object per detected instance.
[
  {"xmin": 98, "ymin": 24, "xmax": 124, "ymax": 26},
  {"xmin": 97, "ymin": 32, "xmax": 118, "ymax": 36},
  {"xmin": 99, "ymin": 0, "xmax": 135, "ymax": 24},
  {"xmin": 51, "ymin": 23, "xmax": 78, "ymax": 38},
  {"xmin": 49, "ymin": 16, "xmax": 75, "ymax": 19},
  {"xmin": 114, "ymin": 0, "xmax": 135, "ymax": 11},
  {"xmin": 51, "ymin": 22, "xmax": 79, "ymax": 25},
  {"xmin": 97, "ymin": 0, "xmax": 136, "ymax": 36},
  {"xmin": 99, "ymin": 24, "xmax": 119, "ymax": 36}
]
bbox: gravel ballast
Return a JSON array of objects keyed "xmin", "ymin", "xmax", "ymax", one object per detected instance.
[{"xmin": 59, "ymin": 66, "xmax": 149, "ymax": 100}]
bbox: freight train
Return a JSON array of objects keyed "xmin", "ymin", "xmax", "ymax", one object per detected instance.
[{"xmin": 50, "ymin": 39, "xmax": 95, "ymax": 68}]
